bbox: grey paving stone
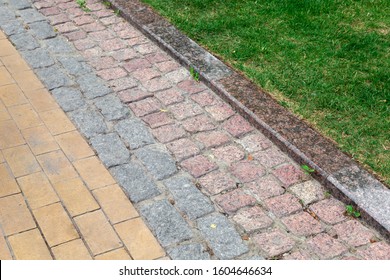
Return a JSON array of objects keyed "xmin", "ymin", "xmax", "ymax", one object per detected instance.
[
  {"xmin": 77, "ymin": 74, "xmax": 111, "ymax": 99},
  {"xmin": 44, "ymin": 37, "xmax": 74, "ymax": 54},
  {"xmin": 245, "ymin": 255, "xmax": 266, "ymax": 260},
  {"xmin": 114, "ymin": 119, "xmax": 155, "ymax": 149},
  {"xmin": 164, "ymin": 176, "xmax": 214, "ymax": 220},
  {"xmin": 9, "ymin": 33, "xmax": 40, "ymax": 51},
  {"xmin": 140, "ymin": 199, "xmax": 193, "ymax": 247},
  {"xmin": 28, "ymin": 21, "xmax": 56, "ymax": 39},
  {"xmin": 8, "ymin": 0, "xmax": 31, "ymax": 10},
  {"xmin": 94, "ymin": 95, "xmax": 130, "ymax": 121},
  {"xmin": 57, "ymin": 56, "xmax": 93, "ymax": 77},
  {"xmin": 110, "ymin": 163, "xmax": 160, "ymax": 203},
  {"xmin": 0, "ymin": 20, "xmax": 24, "ymax": 36},
  {"xmin": 0, "ymin": 8, "xmax": 15, "ymax": 24},
  {"xmin": 168, "ymin": 243, "xmax": 210, "ymax": 260},
  {"xmin": 21, "ymin": 48, "xmax": 55, "ymax": 68},
  {"xmin": 35, "ymin": 65, "xmax": 73, "ymax": 89},
  {"xmin": 91, "ymin": 133, "xmax": 130, "ymax": 168},
  {"xmin": 69, "ymin": 108, "xmax": 108, "ymax": 138},
  {"xmin": 134, "ymin": 145, "xmax": 177, "ymax": 180},
  {"xmin": 197, "ymin": 213, "xmax": 249, "ymax": 259},
  {"xmin": 51, "ymin": 87, "xmax": 86, "ymax": 112},
  {"xmin": 18, "ymin": 8, "xmax": 46, "ymax": 23}
]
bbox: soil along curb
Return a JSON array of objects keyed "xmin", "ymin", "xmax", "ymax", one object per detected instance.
[{"xmin": 107, "ymin": 0, "xmax": 390, "ymax": 239}]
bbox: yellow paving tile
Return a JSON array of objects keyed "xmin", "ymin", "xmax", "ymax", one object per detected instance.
[
  {"xmin": 0, "ymin": 163, "xmax": 20, "ymax": 198},
  {"xmin": 0, "ymin": 109, "xmax": 10, "ymax": 121},
  {"xmin": 73, "ymin": 156, "xmax": 116, "ymax": 190},
  {"xmin": 0, "ymin": 120, "xmax": 25, "ymax": 149},
  {"xmin": 2, "ymin": 145, "xmax": 41, "ymax": 178},
  {"xmin": 17, "ymin": 172, "xmax": 59, "ymax": 210},
  {"xmin": 8, "ymin": 104, "xmax": 42, "ymax": 129},
  {"xmin": 55, "ymin": 131, "xmax": 94, "ymax": 162},
  {"xmin": 0, "ymin": 39, "xmax": 17, "ymax": 57},
  {"xmin": 115, "ymin": 218, "xmax": 165, "ymax": 260},
  {"xmin": 11, "ymin": 70, "xmax": 44, "ymax": 92},
  {"xmin": 0, "ymin": 100, "xmax": 11, "ymax": 121},
  {"xmin": 23, "ymin": 88, "xmax": 58, "ymax": 112},
  {"xmin": 0, "ymin": 66, "xmax": 14, "ymax": 86},
  {"xmin": 93, "ymin": 184, "xmax": 138, "ymax": 224},
  {"xmin": 0, "ymin": 194, "xmax": 36, "ymax": 236},
  {"xmin": 1, "ymin": 53, "xmax": 30, "ymax": 74},
  {"xmin": 0, "ymin": 231, "xmax": 12, "ymax": 260},
  {"xmin": 0, "ymin": 84, "xmax": 28, "ymax": 107},
  {"xmin": 95, "ymin": 248, "xmax": 132, "ymax": 260},
  {"xmin": 74, "ymin": 210, "xmax": 122, "ymax": 256},
  {"xmin": 21, "ymin": 125, "xmax": 59, "ymax": 155},
  {"xmin": 33, "ymin": 202, "xmax": 79, "ymax": 247},
  {"xmin": 51, "ymin": 239, "xmax": 92, "ymax": 260},
  {"xmin": 53, "ymin": 178, "xmax": 99, "ymax": 217},
  {"xmin": 8, "ymin": 229, "xmax": 52, "ymax": 260},
  {"xmin": 39, "ymin": 108, "xmax": 75, "ymax": 135},
  {"xmin": 37, "ymin": 150, "xmax": 78, "ymax": 183}
]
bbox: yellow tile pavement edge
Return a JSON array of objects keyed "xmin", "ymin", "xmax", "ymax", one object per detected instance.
[{"xmin": 0, "ymin": 30, "xmax": 166, "ymax": 260}]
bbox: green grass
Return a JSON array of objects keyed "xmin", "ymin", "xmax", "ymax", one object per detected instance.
[{"xmin": 140, "ymin": 0, "xmax": 390, "ymax": 185}]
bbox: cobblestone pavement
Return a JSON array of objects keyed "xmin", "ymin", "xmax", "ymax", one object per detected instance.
[{"xmin": 0, "ymin": 0, "xmax": 389, "ymax": 260}]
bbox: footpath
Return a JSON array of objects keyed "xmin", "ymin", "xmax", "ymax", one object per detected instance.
[{"xmin": 0, "ymin": 0, "xmax": 389, "ymax": 260}]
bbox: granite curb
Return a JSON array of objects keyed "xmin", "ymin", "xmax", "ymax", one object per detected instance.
[{"xmin": 107, "ymin": 0, "xmax": 390, "ymax": 239}]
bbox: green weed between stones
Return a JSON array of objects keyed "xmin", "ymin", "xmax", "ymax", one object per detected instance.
[
  {"xmin": 301, "ymin": 164, "xmax": 315, "ymax": 175},
  {"xmin": 76, "ymin": 0, "xmax": 91, "ymax": 12},
  {"xmin": 103, "ymin": 1, "xmax": 112, "ymax": 8},
  {"xmin": 190, "ymin": 66, "xmax": 200, "ymax": 82},
  {"xmin": 345, "ymin": 205, "xmax": 361, "ymax": 218}
]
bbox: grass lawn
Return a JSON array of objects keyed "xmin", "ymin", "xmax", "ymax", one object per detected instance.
[{"xmin": 140, "ymin": 0, "xmax": 390, "ymax": 185}]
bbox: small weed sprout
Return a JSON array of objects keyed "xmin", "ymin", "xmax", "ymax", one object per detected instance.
[
  {"xmin": 324, "ymin": 191, "xmax": 331, "ymax": 199},
  {"xmin": 103, "ymin": 1, "xmax": 111, "ymax": 8},
  {"xmin": 190, "ymin": 66, "xmax": 200, "ymax": 82},
  {"xmin": 76, "ymin": 0, "xmax": 91, "ymax": 12},
  {"xmin": 345, "ymin": 205, "xmax": 361, "ymax": 218},
  {"xmin": 301, "ymin": 164, "xmax": 315, "ymax": 174}
]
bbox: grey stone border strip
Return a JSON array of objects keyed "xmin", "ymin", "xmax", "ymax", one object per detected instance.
[{"xmin": 107, "ymin": 0, "xmax": 390, "ymax": 239}]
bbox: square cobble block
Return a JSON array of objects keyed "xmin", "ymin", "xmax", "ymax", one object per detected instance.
[
  {"xmin": 110, "ymin": 163, "xmax": 160, "ymax": 203},
  {"xmin": 197, "ymin": 213, "xmax": 248, "ymax": 259},
  {"xmin": 51, "ymin": 87, "xmax": 86, "ymax": 112},
  {"xmin": 35, "ymin": 66, "xmax": 73, "ymax": 90},
  {"xmin": 69, "ymin": 108, "xmax": 108, "ymax": 138},
  {"xmin": 168, "ymin": 243, "xmax": 210, "ymax": 260},
  {"xmin": 90, "ymin": 133, "xmax": 130, "ymax": 168},
  {"xmin": 164, "ymin": 176, "xmax": 214, "ymax": 220},
  {"xmin": 94, "ymin": 95, "xmax": 130, "ymax": 121},
  {"xmin": 114, "ymin": 118, "xmax": 155, "ymax": 149},
  {"xmin": 21, "ymin": 48, "xmax": 55, "ymax": 68},
  {"xmin": 76, "ymin": 74, "xmax": 111, "ymax": 99},
  {"xmin": 140, "ymin": 199, "xmax": 193, "ymax": 247},
  {"xmin": 134, "ymin": 145, "xmax": 177, "ymax": 180}
]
